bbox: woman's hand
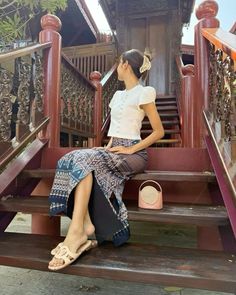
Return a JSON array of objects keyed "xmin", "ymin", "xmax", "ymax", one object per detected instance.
[{"xmin": 108, "ymin": 146, "xmax": 135, "ymax": 154}]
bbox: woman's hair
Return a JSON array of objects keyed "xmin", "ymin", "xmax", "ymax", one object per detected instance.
[{"xmin": 121, "ymin": 49, "xmax": 151, "ymax": 81}]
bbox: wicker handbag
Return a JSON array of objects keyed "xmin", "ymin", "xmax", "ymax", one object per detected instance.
[{"xmin": 138, "ymin": 180, "xmax": 163, "ymax": 209}]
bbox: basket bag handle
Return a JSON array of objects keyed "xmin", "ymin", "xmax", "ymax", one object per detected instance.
[{"xmin": 138, "ymin": 180, "xmax": 163, "ymax": 209}]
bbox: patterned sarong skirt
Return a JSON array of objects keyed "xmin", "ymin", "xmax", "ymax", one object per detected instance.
[{"xmin": 49, "ymin": 137, "xmax": 148, "ymax": 246}]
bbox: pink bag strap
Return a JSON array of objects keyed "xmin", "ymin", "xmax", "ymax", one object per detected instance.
[{"xmin": 139, "ymin": 180, "xmax": 162, "ymax": 192}]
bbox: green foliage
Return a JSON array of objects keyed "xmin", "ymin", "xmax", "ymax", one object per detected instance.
[{"xmin": 0, "ymin": 0, "xmax": 68, "ymax": 45}]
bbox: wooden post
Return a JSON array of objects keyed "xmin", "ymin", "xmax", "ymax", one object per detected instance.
[
  {"xmin": 31, "ymin": 14, "xmax": 62, "ymax": 236},
  {"xmin": 194, "ymin": 0, "xmax": 220, "ymax": 147},
  {"xmin": 39, "ymin": 14, "xmax": 62, "ymax": 148},
  {"xmin": 181, "ymin": 64, "xmax": 195, "ymax": 148},
  {"xmin": 90, "ymin": 71, "xmax": 102, "ymax": 147}
]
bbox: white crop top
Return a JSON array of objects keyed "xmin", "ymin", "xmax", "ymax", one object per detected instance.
[{"xmin": 107, "ymin": 84, "xmax": 156, "ymax": 140}]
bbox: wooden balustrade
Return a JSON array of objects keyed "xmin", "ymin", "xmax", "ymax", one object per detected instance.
[
  {"xmin": 175, "ymin": 55, "xmax": 195, "ymax": 147},
  {"xmin": 0, "ymin": 42, "xmax": 51, "ymax": 166},
  {"xmin": 60, "ymin": 54, "xmax": 97, "ymax": 143},
  {"xmin": 202, "ymin": 29, "xmax": 236, "ymax": 199},
  {"xmin": 195, "ymin": 1, "xmax": 236, "ymax": 218},
  {"xmin": 62, "ymin": 42, "xmax": 117, "ymax": 79}
]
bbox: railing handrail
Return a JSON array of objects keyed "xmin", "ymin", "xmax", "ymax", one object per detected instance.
[
  {"xmin": 0, "ymin": 117, "xmax": 49, "ymax": 171},
  {"xmin": 201, "ymin": 28, "xmax": 236, "ymax": 60},
  {"xmin": 61, "ymin": 52, "xmax": 96, "ymax": 90},
  {"xmin": 101, "ymin": 63, "xmax": 117, "ymax": 87},
  {"xmin": 0, "ymin": 42, "xmax": 52, "ymax": 63}
]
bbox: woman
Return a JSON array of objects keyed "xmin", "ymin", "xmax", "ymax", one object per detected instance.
[{"xmin": 48, "ymin": 49, "xmax": 164, "ymax": 271}]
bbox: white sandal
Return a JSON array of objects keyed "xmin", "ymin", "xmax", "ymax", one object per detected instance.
[{"xmin": 48, "ymin": 240, "xmax": 97, "ymax": 271}]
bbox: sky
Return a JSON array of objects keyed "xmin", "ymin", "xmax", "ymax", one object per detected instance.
[{"xmin": 85, "ymin": 0, "xmax": 236, "ymax": 45}]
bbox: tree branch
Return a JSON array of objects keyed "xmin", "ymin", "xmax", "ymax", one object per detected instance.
[{"xmin": 0, "ymin": 0, "xmax": 18, "ymax": 10}]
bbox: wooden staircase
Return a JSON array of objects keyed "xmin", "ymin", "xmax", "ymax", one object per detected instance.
[
  {"xmin": 145, "ymin": 94, "xmax": 181, "ymax": 147},
  {"xmin": 0, "ymin": 147, "xmax": 236, "ymax": 293}
]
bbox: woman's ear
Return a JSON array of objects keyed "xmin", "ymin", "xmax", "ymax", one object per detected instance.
[{"xmin": 122, "ymin": 60, "xmax": 129, "ymax": 70}]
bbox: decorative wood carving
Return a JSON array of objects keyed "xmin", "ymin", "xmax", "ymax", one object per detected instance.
[
  {"xmin": 15, "ymin": 57, "xmax": 31, "ymax": 141},
  {"xmin": 61, "ymin": 59, "xmax": 95, "ymax": 135},
  {"xmin": 208, "ymin": 44, "xmax": 236, "ymax": 142},
  {"xmin": 31, "ymin": 52, "xmax": 44, "ymax": 127},
  {"xmin": 0, "ymin": 68, "xmax": 13, "ymax": 142}
]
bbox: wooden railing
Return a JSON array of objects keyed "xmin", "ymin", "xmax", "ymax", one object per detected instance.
[
  {"xmin": 194, "ymin": 0, "xmax": 236, "ymax": 237},
  {"xmin": 202, "ymin": 27, "xmax": 236, "ymax": 193},
  {"xmin": 62, "ymin": 42, "xmax": 117, "ymax": 78},
  {"xmin": 60, "ymin": 54, "xmax": 97, "ymax": 146},
  {"xmin": 0, "ymin": 43, "xmax": 51, "ymax": 169},
  {"xmin": 175, "ymin": 55, "xmax": 195, "ymax": 147}
]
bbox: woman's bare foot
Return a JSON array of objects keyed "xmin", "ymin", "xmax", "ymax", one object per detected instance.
[{"xmin": 48, "ymin": 229, "xmax": 87, "ymax": 268}]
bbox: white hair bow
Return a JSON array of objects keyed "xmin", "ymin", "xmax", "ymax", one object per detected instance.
[{"xmin": 139, "ymin": 55, "xmax": 151, "ymax": 73}]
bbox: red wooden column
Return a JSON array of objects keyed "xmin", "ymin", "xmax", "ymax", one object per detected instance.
[
  {"xmin": 90, "ymin": 71, "xmax": 102, "ymax": 147},
  {"xmin": 194, "ymin": 0, "xmax": 219, "ymax": 147},
  {"xmin": 39, "ymin": 14, "xmax": 62, "ymax": 147},
  {"xmin": 31, "ymin": 14, "xmax": 62, "ymax": 235}
]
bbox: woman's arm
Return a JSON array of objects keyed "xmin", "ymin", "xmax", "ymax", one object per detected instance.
[{"xmin": 108, "ymin": 102, "xmax": 164, "ymax": 154}]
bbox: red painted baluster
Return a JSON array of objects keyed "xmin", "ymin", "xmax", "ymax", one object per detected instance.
[
  {"xmin": 90, "ymin": 71, "xmax": 102, "ymax": 147},
  {"xmin": 194, "ymin": 0, "xmax": 220, "ymax": 147}
]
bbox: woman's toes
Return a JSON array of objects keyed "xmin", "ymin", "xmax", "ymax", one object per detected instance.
[{"xmin": 49, "ymin": 257, "xmax": 63, "ymax": 267}]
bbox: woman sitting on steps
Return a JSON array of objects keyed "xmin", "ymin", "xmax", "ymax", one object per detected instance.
[{"xmin": 48, "ymin": 48, "xmax": 165, "ymax": 271}]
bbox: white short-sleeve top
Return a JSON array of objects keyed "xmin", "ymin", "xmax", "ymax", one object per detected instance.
[{"xmin": 107, "ymin": 84, "xmax": 156, "ymax": 140}]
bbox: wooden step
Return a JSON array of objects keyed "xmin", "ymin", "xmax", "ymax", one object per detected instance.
[
  {"xmin": 150, "ymin": 139, "xmax": 181, "ymax": 145},
  {"xmin": 158, "ymin": 113, "xmax": 179, "ymax": 118},
  {"xmin": 156, "ymin": 101, "xmax": 177, "ymax": 106},
  {"xmin": 157, "ymin": 106, "xmax": 178, "ymax": 111},
  {"xmin": 0, "ymin": 196, "xmax": 228, "ymax": 226},
  {"xmin": 142, "ymin": 120, "xmax": 179, "ymax": 126},
  {"xmin": 156, "ymin": 95, "xmax": 176, "ymax": 99},
  {"xmin": 0, "ymin": 232, "xmax": 235, "ymax": 292},
  {"xmin": 19, "ymin": 169, "xmax": 216, "ymax": 182},
  {"xmin": 141, "ymin": 129, "xmax": 180, "ymax": 135}
]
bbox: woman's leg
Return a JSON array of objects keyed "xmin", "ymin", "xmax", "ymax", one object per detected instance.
[{"xmin": 49, "ymin": 172, "xmax": 93, "ymax": 267}]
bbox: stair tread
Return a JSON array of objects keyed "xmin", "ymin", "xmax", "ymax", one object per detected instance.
[
  {"xmin": 142, "ymin": 120, "xmax": 179, "ymax": 126},
  {"xmin": 0, "ymin": 232, "xmax": 235, "ymax": 292},
  {"xmin": 156, "ymin": 113, "xmax": 179, "ymax": 117},
  {"xmin": 0, "ymin": 195, "xmax": 227, "ymax": 226},
  {"xmin": 157, "ymin": 106, "xmax": 178, "ymax": 111},
  {"xmin": 156, "ymin": 101, "xmax": 177, "ymax": 105},
  {"xmin": 19, "ymin": 169, "xmax": 216, "ymax": 182},
  {"xmin": 141, "ymin": 129, "xmax": 180, "ymax": 134},
  {"xmin": 156, "ymin": 95, "xmax": 176, "ymax": 99}
]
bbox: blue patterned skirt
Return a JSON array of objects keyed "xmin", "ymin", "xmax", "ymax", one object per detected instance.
[{"xmin": 49, "ymin": 137, "xmax": 148, "ymax": 246}]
